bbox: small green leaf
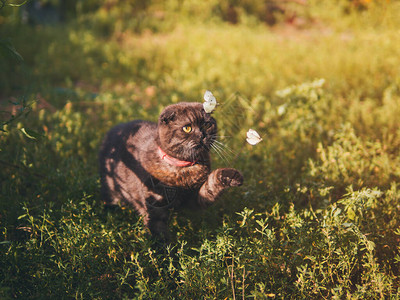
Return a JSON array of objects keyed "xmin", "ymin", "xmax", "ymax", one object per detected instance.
[
  {"xmin": 366, "ymin": 240, "xmax": 375, "ymax": 252},
  {"xmin": 0, "ymin": 38, "xmax": 24, "ymax": 62},
  {"xmin": 346, "ymin": 207, "xmax": 356, "ymax": 221},
  {"xmin": 7, "ymin": 0, "xmax": 29, "ymax": 7},
  {"xmin": 21, "ymin": 128, "xmax": 43, "ymax": 140}
]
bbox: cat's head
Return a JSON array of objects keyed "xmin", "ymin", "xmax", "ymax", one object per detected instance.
[{"xmin": 157, "ymin": 102, "xmax": 217, "ymax": 162}]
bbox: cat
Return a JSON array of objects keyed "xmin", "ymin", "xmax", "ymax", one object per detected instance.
[{"xmin": 99, "ymin": 102, "xmax": 243, "ymax": 240}]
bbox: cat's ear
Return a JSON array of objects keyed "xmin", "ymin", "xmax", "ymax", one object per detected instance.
[{"xmin": 160, "ymin": 109, "xmax": 176, "ymax": 124}]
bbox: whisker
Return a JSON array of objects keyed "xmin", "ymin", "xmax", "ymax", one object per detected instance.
[
  {"xmin": 212, "ymin": 135, "xmax": 232, "ymax": 139},
  {"xmin": 210, "ymin": 144, "xmax": 227, "ymax": 163},
  {"xmin": 212, "ymin": 140, "xmax": 237, "ymax": 156},
  {"xmin": 211, "ymin": 144, "xmax": 231, "ymax": 164},
  {"xmin": 212, "ymin": 146, "xmax": 234, "ymax": 163}
]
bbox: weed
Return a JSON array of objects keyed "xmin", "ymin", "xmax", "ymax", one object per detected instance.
[{"xmin": 1, "ymin": 1, "xmax": 400, "ymax": 298}]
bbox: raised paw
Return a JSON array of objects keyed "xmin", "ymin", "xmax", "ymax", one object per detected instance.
[{"xmin": 218, "ymin": 168, "xmax": 244, "ymax": 187}]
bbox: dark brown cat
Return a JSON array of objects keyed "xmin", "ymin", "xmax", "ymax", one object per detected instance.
[{"xmin": 99, "ymin": 102, "xmax": 243, "ymax": 239}]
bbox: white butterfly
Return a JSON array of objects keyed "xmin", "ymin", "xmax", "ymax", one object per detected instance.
[
  {"xmin": 203, "ymin": 90, "xmax": 217, "ymax": 113},
  {"xmin": 246, "ymin": 129, "xmax": 262, "ymax": 145}
]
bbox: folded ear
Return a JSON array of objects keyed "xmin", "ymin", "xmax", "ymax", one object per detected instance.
[{"xmin": 159, "ymin": 108, "xmax": 176, "ymax": 124}]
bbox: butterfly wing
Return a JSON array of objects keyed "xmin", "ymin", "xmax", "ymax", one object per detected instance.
[
  {"xmin": 203, "ymin": 101, "xmax": 216, "ymax": 113},
  {"xmin": 246, "ymin": 137, "xmax": 260, "ymax": 145},
  {"xmin": 246, "ymin": 129, "xmax": 262, "ymax": 145},
  {"xmin": 203, "ymin": 90, "xmax": 217, "ymax": 113},
  {"xmin": 204, "ymin": 90, "xmax": 215, "ymax": 102}
]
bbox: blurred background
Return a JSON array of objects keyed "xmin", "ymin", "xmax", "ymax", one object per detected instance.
[
  {"xmin": 2, "ymin": 0, "xmax": 398, "ymax": 102},
  {"xmin": 1, "ymin": 1, "xmax": 400, "ymax": 298}
]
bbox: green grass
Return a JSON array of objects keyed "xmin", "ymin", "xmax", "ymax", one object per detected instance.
[{"xmin": 1, "ymin": 1, "xmax": 400, "ymax": 298}]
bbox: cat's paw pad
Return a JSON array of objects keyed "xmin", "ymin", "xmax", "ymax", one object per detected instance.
[{"xmin": 219, "ymin": 168, "xmax": 244, "ymax": 187}]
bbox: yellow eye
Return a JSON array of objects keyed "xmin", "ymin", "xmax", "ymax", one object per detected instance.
[{"xmin": 182, "ymin": 125, "xmax": 192, "ymax": 133}]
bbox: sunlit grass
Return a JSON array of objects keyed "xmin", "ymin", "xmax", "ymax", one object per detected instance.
[{"xmin": 1, "ymin": 1, "xmax": 400, "ymax": 298}]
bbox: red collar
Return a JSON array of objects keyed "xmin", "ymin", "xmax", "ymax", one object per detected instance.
[{"xmin": 158, "ymin": 146, "xmax": 196, "ymax": 167}]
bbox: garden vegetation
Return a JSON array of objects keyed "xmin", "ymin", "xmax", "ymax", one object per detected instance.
[{"xmin": 1, "ymin": 0, "xmax": 400, "ymax": 298}]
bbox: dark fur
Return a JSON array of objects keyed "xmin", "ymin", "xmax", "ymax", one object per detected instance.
[{"xmin": 99, "ymin": 102, "xmax": 243, "ymax": 239}]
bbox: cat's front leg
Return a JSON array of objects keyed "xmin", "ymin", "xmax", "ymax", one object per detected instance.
[
  {"xmin": 146, "ymin": 207, "xmax": 170, "ymax": 242},
  {"xmin": 198, "ymin": 168, "xmax": 243, "ymax": 207}
]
